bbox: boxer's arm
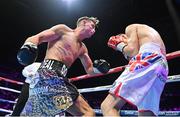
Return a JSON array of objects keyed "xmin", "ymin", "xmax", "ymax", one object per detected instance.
[
  {"xmin": 79, "ymin": 53, "xmax": 110, "ymax": 74},
  {"xmin": 79, "ymin": 44, "xmax": 110, "ymax": 74},
  {"xmin": 124, "ymin": 24, "xmax": 140, "ymax": 57},
  {"xmin": 17, "ymin": 24, "xmax": 65, "ymax": 66},
  {"xmin": 79, "ymin": 47, "xmax": 94, "ymax": 74},
  {"xmin": 25, "ymin": 24, "xmax": 66, "ymax": 45}
]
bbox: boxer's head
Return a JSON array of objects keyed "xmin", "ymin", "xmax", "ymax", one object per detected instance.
[
  {"xmin": 76, "ymin": 16, "xmax": 99, "ymax": 39},
  {"xmin": 77, "ymin": 16, "xmax": 99, "ymax": 27}
]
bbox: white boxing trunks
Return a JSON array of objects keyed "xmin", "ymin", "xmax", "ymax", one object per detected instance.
[{"xmin": 109, "ymin": 42, "xmax": 169, "ymax": 116}]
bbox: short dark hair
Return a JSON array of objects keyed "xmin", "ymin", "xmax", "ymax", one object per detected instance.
[{"xmin": 77, "ymin": 16, "xmax": 99, "ymax": 27}]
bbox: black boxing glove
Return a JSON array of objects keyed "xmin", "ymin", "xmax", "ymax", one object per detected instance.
[
  {"xmin": 93, "ymin": 59, "xmax": 110, "ymax": 74},
  {"xmin": 17, "ymin": 42, "xmax": 38, "ymax": 66}
]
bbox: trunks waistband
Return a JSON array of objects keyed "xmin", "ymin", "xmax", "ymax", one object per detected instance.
[{"xmin": 38, "ymin": 59, "xmax": 68, "ymax": 77}]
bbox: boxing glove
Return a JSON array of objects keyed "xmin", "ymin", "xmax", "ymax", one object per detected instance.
[
  {"xmin": 93, "ymin": 59, "xmax": 110, "ymax": 74},
  {"xmin": 17, "ymin": 42, "xmax": 38, "ymax": 66},
  {"xmin": 107, "ymin": 35, "xmax": 127, "ymax": 52}
]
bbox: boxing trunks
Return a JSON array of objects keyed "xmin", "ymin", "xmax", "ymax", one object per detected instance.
[
  {"xmin": 21, "ymin": 59, "xmax": 79, "ymax": 116},
  {"xmin": 109, "ymin": 42, "xmax": 169, "ymax": 116}
]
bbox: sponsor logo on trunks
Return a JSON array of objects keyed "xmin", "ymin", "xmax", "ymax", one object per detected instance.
[
  {"xmin": 129, "ymin": 52, "xmax": 161, "ymax": 72},
  {"xmin": 53, "ymin": 95, "xmax": 73, "ymax": 110},
  {"xmin": 61, "ymin": 65, "xmax": 68, "ymax": 77},
  {"xmin": 40, "ymin": 59, "xmax": 54, "ymax": 70},
  {"xmin": 40, "ymin": 60, "xmax": 68, "ymax": 77}
]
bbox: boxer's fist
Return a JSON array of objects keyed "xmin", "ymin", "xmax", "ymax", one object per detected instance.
[
  {"xmin": 107, "ymin": 35, "xmax": 127, "ymax": 52},
  {"xmin": 93, "ymin": 59, "xmax": 110, "ymax": 74},
  {"xmin": 17, "ymin": 42, "xmax": 38, "ymax": 66}
]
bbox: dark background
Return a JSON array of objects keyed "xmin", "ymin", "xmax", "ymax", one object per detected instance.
[{"xmin": 0, "ymin": 0, "xmax": 180, "ymax": 115}]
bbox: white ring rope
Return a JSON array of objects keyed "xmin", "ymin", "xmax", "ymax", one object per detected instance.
[
  {"xmin": 0, "ymin": 99, "xmax": 16, "ymax": 104},
  {"xmin": 0, "ymin": 86, "xmax": 21, "ymax": 94},
  {"xmin": 0, "ymin": 108, "xmax": 12, "ymax": 114},
  {"xmin": 166, "ymin": 74, "xmax": 180, "ymax": 82},
  {"xmin": 78, "ymin": 85, "xmax": 112, "ymax": 93}
]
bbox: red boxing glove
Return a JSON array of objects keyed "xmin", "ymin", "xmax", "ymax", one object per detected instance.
[{"xmin": 108, "ymin": 35, "xmax": 127, "ymax": 51}]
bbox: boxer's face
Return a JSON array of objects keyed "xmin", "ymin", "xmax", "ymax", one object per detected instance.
[{"xmin": 78, "ymin": 19, "xmax": 96, "ymax": 39}]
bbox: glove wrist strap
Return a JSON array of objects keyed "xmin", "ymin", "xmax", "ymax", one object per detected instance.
[
  {"xmin": 22, "ymin": 42, "xmax": 37, "ymax": 49},
  {"xmin": 116, "ymin": 42, "xmax": 127, "ymax": 52}
]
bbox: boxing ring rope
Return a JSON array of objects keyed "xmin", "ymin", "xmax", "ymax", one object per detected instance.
[
  {"xmin": 0, "ymin": 50, "xmax": 180, "ymax": 115},
  {"xmin": 0, "ymin": 108, "xmax": 12, "ymax": 114},
  {"xmin": 0, "ymin": 86, "xmax": 21, "ymax": 94},
  {"xmin": 0, "ymin": 99, "xmax": 16, "ymax": 104},
  {"xmin": 0, "ymin": 77, "xmax": 24, "ymax": 85},
  {"xmin": 69, "ymin": 50, "xmax": 180, "ymax": 82}
]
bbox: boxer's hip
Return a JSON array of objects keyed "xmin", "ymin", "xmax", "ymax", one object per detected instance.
[
  {"xmin": 38, "ymin": 59, "xmax": 68, "ymax": 78},
  {"xmin": 23, "ymin": 59, "xmax": 73, "ymax": 115}
]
